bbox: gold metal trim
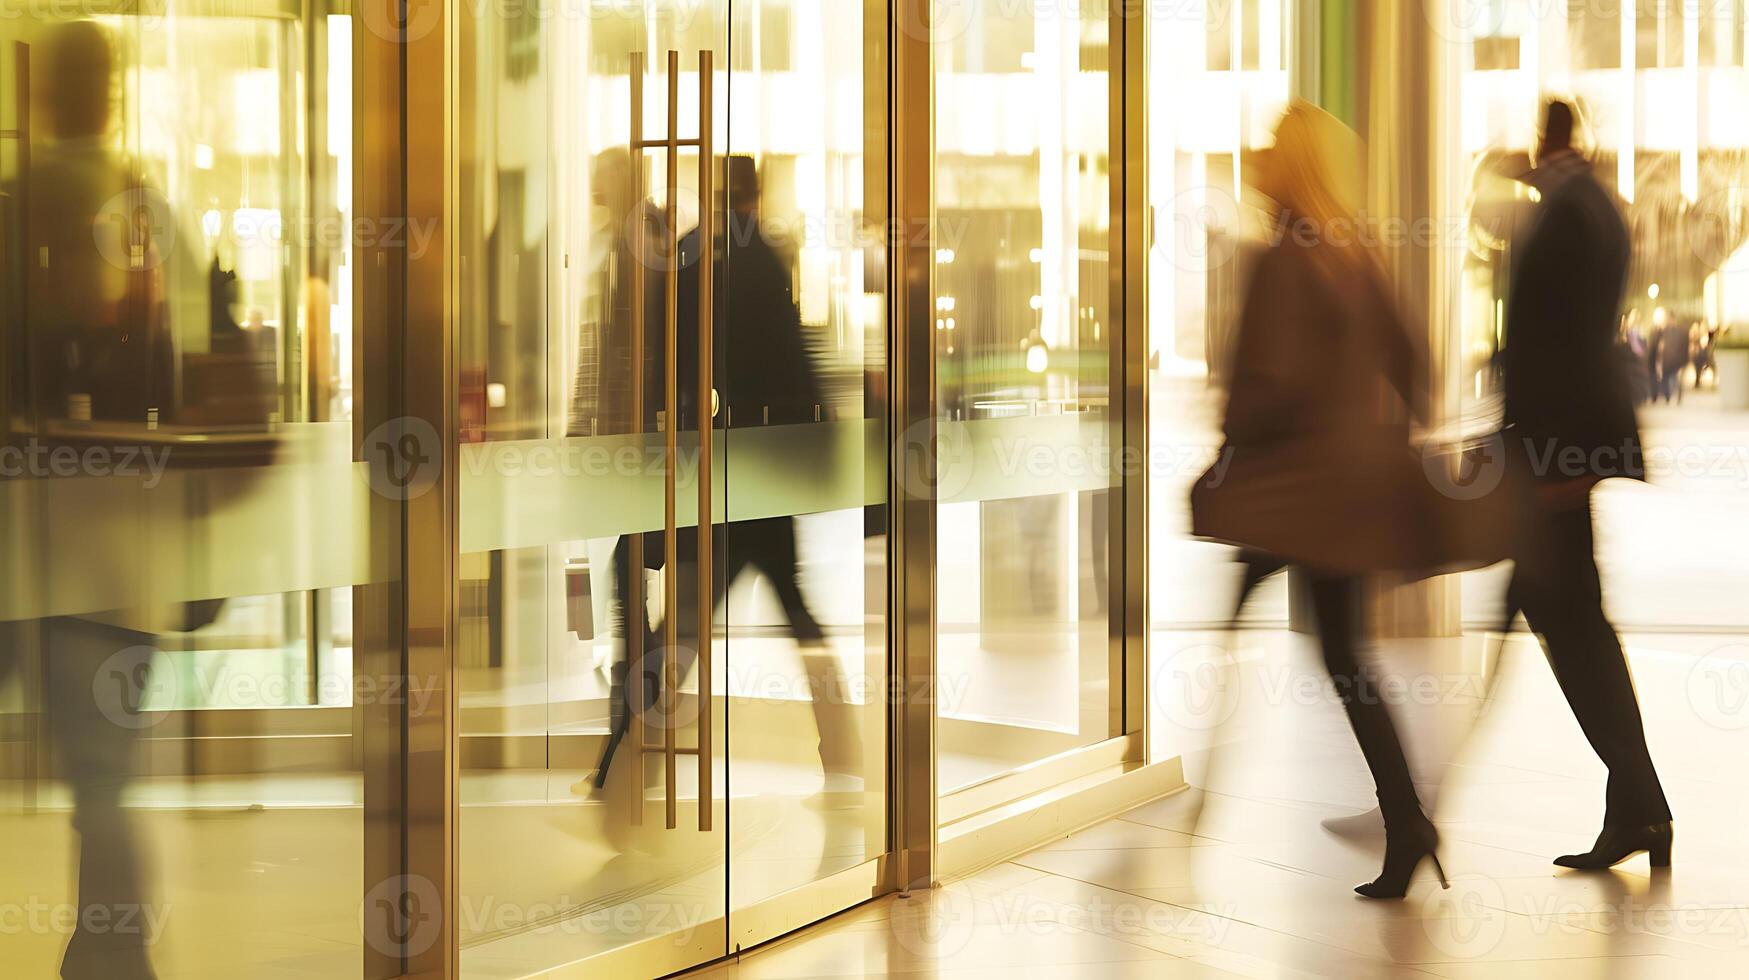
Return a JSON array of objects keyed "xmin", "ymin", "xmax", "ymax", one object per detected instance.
[
  {"xmin": 486, "ymin": 915, "xmax": 726, "ymax": 980},
  {"xmin": 937, "ymin": 733, "xmax": 1140, "ymax": 826},
  {"xmin": 403, "ymin": 0, "xmax": 458, "ymax": 970},
  {"xmin": 354, "ymin": 1, "xmax": 416, "ymax": 976},
  {"xmin": 627, "ymin": 49, "xmax": 649, "ymax": 830},
  {"xmin": 891, "ymin": 0, "xmax": 937, "ymax": 895},
  {"xmin": 938, "ymin": 756, "xmax": 1186, "ymax": 882},
  {"xmin": 695, "ymin": 48, "xmax": 715, "ymax": 834},
  {"xmin": 1115, "ymin": 0, "xmax": 1150, "ymax": 750},
  {"xmin": 727, "ymin": 856, "xmax": 890, "ymax": 954}
]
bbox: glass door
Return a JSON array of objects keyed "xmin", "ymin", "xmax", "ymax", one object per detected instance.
[
  {"xmin": 454, "ymin": 1, "xmax": 888, "ymax": 974},
  {"xmin": 721, "ymin": 0, "xmax": 889, "ymax": 938},
  {"xmin": 455, "ymin": 5, "xmax": 731, "ymax": 976}
]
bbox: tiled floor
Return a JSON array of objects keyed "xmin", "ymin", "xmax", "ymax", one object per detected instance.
[{"xmin": 694, "ymin": 626, "xmax": 1749, "ymax": 978}]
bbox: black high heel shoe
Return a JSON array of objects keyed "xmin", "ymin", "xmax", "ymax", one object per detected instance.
[
  {"xmin": 1554, "ymin": 822, "xmax": 1672, "ymax": 870},
  {"xmin": 1355, "ymin": 822, "xmax": 1449, "ymax": 899}
]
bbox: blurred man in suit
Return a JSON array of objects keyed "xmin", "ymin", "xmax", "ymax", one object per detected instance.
[
  {"xmin": 591, "ymin": 157, "xmax": 860, "ymax": 797},
  {"xmin": 1500, "ymin": 99, "xmax": 1672, "ymax": 870}
]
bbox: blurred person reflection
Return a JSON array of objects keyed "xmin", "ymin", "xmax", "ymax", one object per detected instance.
[
  {"xmin": 576, "ymin": 146, "xmax": 665, "ymax": 794},
  {"xmin": 3, "ymin": 21, "xmax": 207, "ymax": 979},
  {"xmin": 1190, "ymin": 101, "xmax": 1446, "ymax": 899},
  {"xmin": 1499, "ymin": 98, "xmax": 1673, "ymax": 869},
  {"xmin": 592, "ymin": 157, "xmax": 860, "ymax": 798}
]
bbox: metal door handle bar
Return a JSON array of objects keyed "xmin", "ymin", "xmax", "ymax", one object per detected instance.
[{"xmin": 626, "ymin": 49, "xmax": 714, "ymax": 834}]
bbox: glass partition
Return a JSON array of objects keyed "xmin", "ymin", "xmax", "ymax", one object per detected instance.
[
  {"xmin": 933, "ymin": 0, "xmax": 1116, "ymax": 793},
  {"xmin": 0, "ymin": 7, "xmax": 398, "ymax": 979}
]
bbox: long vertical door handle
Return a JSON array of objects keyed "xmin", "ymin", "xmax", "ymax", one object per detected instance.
[
  {"xmin": 661, "ymin": 49, "xmax": 682, "ymax": 832},
  {"xmin": 694, "ymin": 49, "xmax": 715, "ymax": 833},
  {"xmin": 625, "ymin": 51, "xmax": 646, "ymax": 828}
]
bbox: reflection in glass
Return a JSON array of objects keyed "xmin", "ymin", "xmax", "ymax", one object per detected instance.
[
  {"xmin": 1, "ymin": 12, "xmax": 379, "ymax": 979},
  {"xmin": 455, "ymin": 1, "xmax": 888, "ymax": 973}
]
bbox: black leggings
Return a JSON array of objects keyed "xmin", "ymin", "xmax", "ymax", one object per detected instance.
[{"xmin": 1235, "ymin": 554, "xmax": 1424, "ymax": 831}]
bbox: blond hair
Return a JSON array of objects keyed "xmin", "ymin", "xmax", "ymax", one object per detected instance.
[{"xmin": 1257, "ymin": 100, "xmax": 1384, "ymax": 281}]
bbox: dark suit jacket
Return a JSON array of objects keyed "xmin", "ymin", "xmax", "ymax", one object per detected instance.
[
  {"xmin": 674, "ymin": 213, "xmax": 822, "ymax": 430},
  {"xmin": 1500, "ymin": 155, "xmax": 1643, "ymax": 482}
]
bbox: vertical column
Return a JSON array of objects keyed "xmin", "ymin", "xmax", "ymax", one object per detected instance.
[
  {"xmin": 1355, "ymin": 0, "xmax": 1461, "ymax": 638},
  {"xmin": 1113, "ymin": 0, "xmax": 1149, "ymax": 749},
  {"xmin": 1683, "ymin": 0, "xmax": 1701, "ymax": 203},
  {"xmin": 1621, "ymin": 0, "xmax": 1637, "ymax": 201},
  {"xmin": 892, "ymin": 0, "xmax": 937, "ymax": 893},
  {"xmin": 390, "ymin": 0, "xmax": 460, "ymax": 970}
]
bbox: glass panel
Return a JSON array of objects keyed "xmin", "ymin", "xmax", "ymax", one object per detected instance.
[
  {"xmin": 1, "ymin": 9, "xmax": 392, "ymax": 979},
  {"xmin": 934, "ymin": 0, "xmax": 1114, "ymax": 793},
  {"xmin": 724, "ymin": 0, "xmax": 888, "ymax": 913},
  {"xmin": 455, "ymin": 3, "xmax": 734, "ymax": 974}
]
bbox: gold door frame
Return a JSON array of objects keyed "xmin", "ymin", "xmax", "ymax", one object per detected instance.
[{"xmin": 361, "ymin": 0, "xmax": 461, "ymax": 974}]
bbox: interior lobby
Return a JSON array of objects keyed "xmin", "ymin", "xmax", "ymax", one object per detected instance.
[{"xmin": 3, "ymin": 1, "xmax": 1749, "ymax": 978}]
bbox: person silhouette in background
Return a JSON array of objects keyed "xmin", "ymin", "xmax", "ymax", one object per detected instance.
[
  {"xmin": 1500, "ymin": 99, "xmax": 1673, "ymax": 869},
  {"xmin": 592, "ymin": 157, "xmax": 860, "ymax": 797},
  {"xmin": 1, "ymin": 21, "xmax": 210, "ymax": 979},
  {"xmin": 1658, "ymin": 311, "xmax": 1690, "ymax": 403},
  {"xmin": 1192, "ymin": 102, "xmax": 1444, "ymax": 899}
]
